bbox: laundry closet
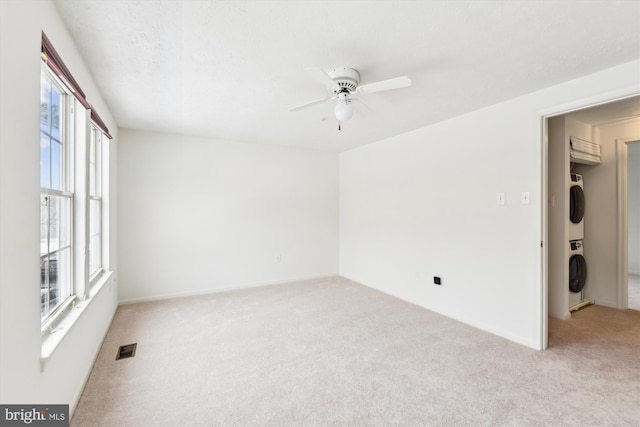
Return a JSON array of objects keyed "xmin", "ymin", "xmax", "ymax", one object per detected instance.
[{"xmin": 547, "ymin": 97, "xmax": 640, "ymax": 320}]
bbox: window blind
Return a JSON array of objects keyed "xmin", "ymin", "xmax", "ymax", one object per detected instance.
[
  {"xmin": 90, "ymin": 107, "xmax": 113, "ymax": 139},
  {"xmin": 41, "ymin": 31, "xmax": 90, "ymax": 109}
]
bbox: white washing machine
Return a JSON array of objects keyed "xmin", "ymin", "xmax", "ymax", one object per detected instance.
[
  {"xmin": 568, "ymin": 239, "xmax": 587, "ymax": 310},
  {"xmin": 568, "ymin": 173, "xmax": 585, "ymax": 240}
]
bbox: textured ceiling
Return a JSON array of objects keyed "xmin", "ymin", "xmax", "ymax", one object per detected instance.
[{"xmin": 53, "ymin": 0, "xmax": 640, "ymax": 152}]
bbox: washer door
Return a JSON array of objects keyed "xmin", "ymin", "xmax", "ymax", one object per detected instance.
[
  {"xmin": 570, "ymin": 185, "xmax": 585, "ymax": 224},
  {"xmin": 569, "ymin": 254, "xmax": 587, "ymax": 293}
]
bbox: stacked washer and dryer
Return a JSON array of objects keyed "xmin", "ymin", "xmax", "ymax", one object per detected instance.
[{"xmin": 568, "ymin": 173, "xmax": 589, "ymax": 310}]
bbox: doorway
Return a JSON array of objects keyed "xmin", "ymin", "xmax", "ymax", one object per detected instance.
[{"xmin": 541, "ymin": 94, "xmax": 640, "ymax": 350}]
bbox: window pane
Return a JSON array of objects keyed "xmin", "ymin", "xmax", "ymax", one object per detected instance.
[
  {"xmin": 48, "ymin": 196, "xmax": 59, "ymax": 253},
  {"xmin": 89, "ymin": 138, "xmax": 96, "ymax": 196},
  {"xmin": 49, "ymin": 195, "xmax": 71, "ymax": 250},
  {"xmin": 40, "ymin": 74, "xmax": 51, "ymax": 133},
  {"xmin": 95, "ymin": 137, "xmax": 101, "ymax": 197},
  {"xmin": 89, "ymin": 235, "xmax": 101, "ymax": 275},
  {"xmin": 40, "ymin": 132, "xmax": 51, "ymax": 188},
  {"xmin": 50, "ymin": 88, "xmax": 61, "ymax": 140},
  {"xmin": 89, "ymin": 199, "xmax": 100, "ymax": 236},
  {"xmin": 40, "ymin": 72, "xmax": 62, "ymax": 139},
  {"xmin": 39, "ymin": 197, "xmax": 72, "ymax": 321},
  {"xmin": 58, "ymin": 196, "xmax": 71, "ymax": 248},
  {"xmin": 51, "ymin": 140, "xmax": 62, "ymax": 190},
  {"xmin": 40, "ymin": 254, "xmax": 50, "ymax": 318},
  {"xmin": 55, "ymin": 248, "xmax": 71, "ymax": 305},
  {"xmin": 89, "ymin": 199, "xmax": 101, "ymax": 275},
  {"xmin": 40, "ymin": 252, "xmax": 60, "ymax": 319},
  {"xmin": 89, "ymin": 130, "xmax": 101, "ymax": 198},
  {"xmin": 40, "ymin": 195, "xmax": 49, "ymax": 256},
  {"xmin": 41, "ymin": 248, "xmax": 71, "ymax": 319}
]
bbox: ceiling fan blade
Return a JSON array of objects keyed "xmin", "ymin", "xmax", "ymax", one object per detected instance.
[
  {"xmin": 289, "ymin": 96, "xmax": 332, "ymax": 112},
  {"xmin": 350, "ymin": 97, "xmax": 372, "ymax": 115},
  {"xmin": 356, "ymin": 76, "xmax": 412, "ymax": 94},
  {"xmin": 305, "ymin": 67, "xmax": 339, "ymax": 93}
]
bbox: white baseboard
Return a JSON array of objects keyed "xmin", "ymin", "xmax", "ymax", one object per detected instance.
[
  {"xmin": 70, "ymin": 275, "xmax": 118, "ymax": 418},
  {"xmin": 592, "ymin": 300, "xmax": 619, "ymax": 309},
  {"xmin": 118, "ymin": 274, "xmax": 339, "ymax": 305},
  {"xmin": 549, "ymin": 311, "xmax": 572, "ymax": 321},
  {"xmin": 339, "ymin": 273, "xmax": 540, "ymax": 350}
]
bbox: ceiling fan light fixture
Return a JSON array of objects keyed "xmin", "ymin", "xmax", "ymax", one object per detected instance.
[
  {"xmin": 289, "ymin": 66, "xmax": 412, "ymax": 125},
  {"xmin": 334, "ymin": 93, "xmax": 353, "ymax": 121}
]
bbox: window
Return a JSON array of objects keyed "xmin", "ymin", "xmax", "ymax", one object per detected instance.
[
  {"xmin": 89, "ymin": 125, "xmax": 102, "ymax": 279},
  {"xmin": 40, "ymin": 32, "xmax": 112, "ymax": 330},
  {"xmin": 40, "ymin": 66, "xmax": 73, "ymax": 321}
]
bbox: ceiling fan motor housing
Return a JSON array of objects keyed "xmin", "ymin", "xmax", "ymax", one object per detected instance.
[
  {"xmin": 288, "ymin": 66, "xmax": 411, "ymax": 115},
  {"xmin": 328, "ymin": 67, "xmax": 360, "ymax": 93}
]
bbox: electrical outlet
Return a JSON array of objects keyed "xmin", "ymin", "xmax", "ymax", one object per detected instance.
[{"xmin": 434, "ymin": 276, "xmax": 442, "ymax": 285}]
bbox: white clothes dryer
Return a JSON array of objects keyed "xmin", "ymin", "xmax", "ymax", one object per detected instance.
[{"xmin": 568, "ymin": 173, "xmax": 585, "ymax": 240}]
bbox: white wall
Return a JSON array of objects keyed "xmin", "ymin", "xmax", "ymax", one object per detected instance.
[
  {"xmin": 0, "ymin": 0, "xmax": 118, "ymax": 414},
  {"xmin": 118, "ymin": 129, "xmax": 339, "ymax": 302},
  {"xmin": 629, "ymin": 142, "xmax": 640, "ymax": 274},
  {"xmin": 340, "ymin": 60, "xmax": 640, "ymax": 349}
]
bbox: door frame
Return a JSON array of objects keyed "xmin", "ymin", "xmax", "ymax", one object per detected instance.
[
  {"xmin": 617, "ymin": 138, "xmax": 640, "ymax": 310},
  {"xmin": 537, "ymin": 87, "xmax": 640, "ymax": 350}
]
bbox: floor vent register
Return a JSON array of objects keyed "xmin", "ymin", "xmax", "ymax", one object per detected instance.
[{"xmin": 116, "ymin": 343, "xmax": 137, "ymax": 360}]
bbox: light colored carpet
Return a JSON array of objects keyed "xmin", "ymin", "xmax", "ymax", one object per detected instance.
[
  {"xmin": 71, "ymin": 276, "xmax": 640, "ymax": 426},
  {"xmin": 629, "ymin": 273, "xmax": 640, "ymax": 311}
]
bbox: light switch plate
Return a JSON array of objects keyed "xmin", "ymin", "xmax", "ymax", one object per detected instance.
[
  {"xmin": 497, "ymin": 192, "xmax": 505, "ymax": 205},
  {"xmin": 521, "ymin": 192, "xmax": 530, "ymax": 204}
]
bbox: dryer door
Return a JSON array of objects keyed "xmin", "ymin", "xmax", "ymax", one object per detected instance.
[
  {"xmin": 569, "ymin": 254, "xmax": 587, "ymax": 293},
  {"xmin": 570, "ymin": 185, "xmax": 585, "ymax": 223}
]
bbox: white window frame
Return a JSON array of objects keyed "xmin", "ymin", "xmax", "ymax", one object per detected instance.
[
  {"xmin": 40, "ymin": 34, "xmax": 113, "ymax": 365},
  {"xmin": 88, "ymin": 125, "xmax": 103, "ymax": 283},
  {"xmin": 40, "ymin": 64, "xmax": 76, "ymax": 328}
]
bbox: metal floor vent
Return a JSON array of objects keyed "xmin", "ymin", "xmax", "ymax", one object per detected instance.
[{"xmin": 116, "ymin": 343, "xmax": 137, "ymax": 360}]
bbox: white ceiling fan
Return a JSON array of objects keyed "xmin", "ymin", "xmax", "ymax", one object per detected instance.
[{"xmin": 289, "ymin": 67, "xmax": 412, "ymax": 129}]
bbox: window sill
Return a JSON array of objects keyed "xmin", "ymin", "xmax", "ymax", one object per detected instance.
[{"xmin": 40, "ymin": 270, "xmax": 113, "ymax": 371}]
